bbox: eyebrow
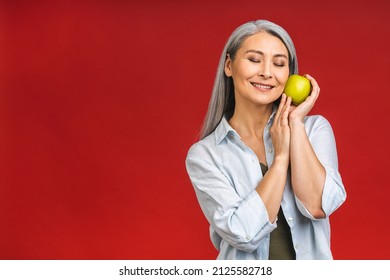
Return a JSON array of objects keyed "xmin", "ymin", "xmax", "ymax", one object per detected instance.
[{"xmin": 245, "ymin": 49, "xmax": 288, "ymax": 59}]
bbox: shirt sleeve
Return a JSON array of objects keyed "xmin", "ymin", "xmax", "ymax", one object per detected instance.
[
  {"xmin": 186, "ymin": 144, "xmax": 276, "ymax": 253},
  {"xmin": 295, "ymin": 116, "xmax": 347, "ymax": 219}
]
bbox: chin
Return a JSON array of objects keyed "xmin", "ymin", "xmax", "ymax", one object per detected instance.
[{"xmin": 252, "ymin": 97, "xmax": 277, "ymax": 106}]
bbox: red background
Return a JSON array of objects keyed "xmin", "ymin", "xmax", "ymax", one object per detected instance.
[{"xmin": 1, "ymin": 0, "xmax": 389, "ymax": 259}]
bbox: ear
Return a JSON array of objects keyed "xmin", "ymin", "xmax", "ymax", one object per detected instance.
[{"xmin": 224, "ymin": 54, "xmax": 232, "ymax": 77}]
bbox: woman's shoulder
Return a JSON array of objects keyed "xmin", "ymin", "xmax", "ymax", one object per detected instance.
[
  {"xmin": 186, "ymin": 132, "xmax": 217, "ymax": 160},
  {"xmin": 304, "ymin": 114, "xmax": 329, "ymax": 123},
  {"xmin": 187, "ymin": 117, "xmax": 235, "ymax": 160},
  {"xmin": 304, "ymin": 114, "xmax": 334, "ymax": 134}
]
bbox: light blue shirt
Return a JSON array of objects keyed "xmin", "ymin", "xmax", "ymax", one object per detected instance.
[{"xmin": 185, "ymin": 109, "xmax": 346, "ymax": 260}]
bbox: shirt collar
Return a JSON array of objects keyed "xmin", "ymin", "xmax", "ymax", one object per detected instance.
[
  {"xmin": 214, "ymin": 105, "xmax": 278, "ymax": 145},
  {"xmin": 214, "ymin": 116, "xmax": 237, "ymax": 145}
]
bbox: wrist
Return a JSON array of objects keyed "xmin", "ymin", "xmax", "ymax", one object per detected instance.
[
  {"xmin": 289, "ymin": 118, "xmax": 305, "ymax": 130},
  {"xmin": 272, "ymin": 155, "xmax": 290, "ymax": 170}
]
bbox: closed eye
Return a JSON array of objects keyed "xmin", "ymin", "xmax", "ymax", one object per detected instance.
[{"xmin": 248, "ymin": 58, "xmax": 260, "ymax": 63}]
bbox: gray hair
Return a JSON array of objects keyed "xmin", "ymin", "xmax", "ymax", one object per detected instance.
[{"xmin": 200, "ymin": 20, "xmax": 298, "ymax": 139}]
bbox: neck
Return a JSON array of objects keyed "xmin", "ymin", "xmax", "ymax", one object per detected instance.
[{"xmin": 228, "ymin": 102, "xmax": 274, "ymax": 138}]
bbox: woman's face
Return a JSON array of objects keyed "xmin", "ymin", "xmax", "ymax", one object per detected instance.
[{"xmin": 225, "ymin": 31, "xmax": 290, "ymax": 106}]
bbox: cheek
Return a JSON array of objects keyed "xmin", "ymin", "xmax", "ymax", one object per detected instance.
[
  {"xmin": 234, "ymin": 61, "xmax": 258, "ymax": 78},
  {"xmin": 276, "ymin": 70, "xmax": 290, "ymax": 87},
  {"xmin": 238, "ymin": 69, "xmax": 258, "ymax": 84}
]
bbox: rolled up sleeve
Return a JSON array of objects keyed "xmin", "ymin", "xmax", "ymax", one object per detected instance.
[{"xmin": 186, "ymin": 148, "xmax": 275, "ymax": 253}]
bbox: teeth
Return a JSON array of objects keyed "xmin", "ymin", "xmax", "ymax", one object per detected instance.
[{"xmin": 253, "ymin": 83, "xmax": 272, "ymax": 89}]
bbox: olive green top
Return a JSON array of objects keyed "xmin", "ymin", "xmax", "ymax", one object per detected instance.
[{"xmin": 260, "ymin": 162, "xmax": 296, "ymax": 260}]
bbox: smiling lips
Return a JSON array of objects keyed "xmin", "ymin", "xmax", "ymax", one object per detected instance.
[{"xmin": 251, "ymin": 82, "xmax": 275, "ymax": 91}]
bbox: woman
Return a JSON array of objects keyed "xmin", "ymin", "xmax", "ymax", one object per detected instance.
[{"xmin": 185, "ymin": 20, "xmax": 346, "ymax": 260}]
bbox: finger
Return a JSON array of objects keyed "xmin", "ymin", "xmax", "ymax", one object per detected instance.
[
  {"xmin": 274, "ymin": 93, "xmax": 286, "ymax": 121},
  {"xmin": 281, "ymin": 96, "xmax": 291, "ymax": 126},
  {"xmin": 305, "ymin": 74, "xmax": 320, "ymax": 101},
  {"xmin": 305, "ymin": 74, "xmax": 320, "ymax": 90},
  {"xmin": 288, "ymin": 102, "xmax": 296, "ymax": 114}
]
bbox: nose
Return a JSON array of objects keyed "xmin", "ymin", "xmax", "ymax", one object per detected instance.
[{"xmin": 258, "ymin": 61, "xmax": 272, "ymax": 79}]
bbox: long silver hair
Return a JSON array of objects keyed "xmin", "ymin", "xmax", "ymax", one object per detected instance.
[{"xmin": 200, "ymin": 20, "xmax": 298, "ymax": 139}]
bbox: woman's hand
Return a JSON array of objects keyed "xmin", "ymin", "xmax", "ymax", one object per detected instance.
[
  {"xmin": 288, "ymin": 74, "xmax": 320, "ymax": 125},
  {"xmin": 270, "ymin": 93, "xmax": 291, "ymax": 165}
]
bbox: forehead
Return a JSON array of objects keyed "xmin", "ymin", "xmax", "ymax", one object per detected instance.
[{"xmin": 240, "ymin": 31, "xmax": 288, "ymax": 55}]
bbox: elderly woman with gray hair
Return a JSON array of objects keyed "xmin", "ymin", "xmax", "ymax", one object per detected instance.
[{"xmin": 186, "ymin": 20, "xmax": 346, "ymax": 260}]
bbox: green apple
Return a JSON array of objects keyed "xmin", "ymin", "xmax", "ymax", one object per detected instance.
[{"xmin": 284, "ymin": 74, "xmax": 312, "ymax": 105}]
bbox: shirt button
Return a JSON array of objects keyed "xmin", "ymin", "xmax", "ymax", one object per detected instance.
[
  {"xmin": 267, "ymin": 147, "xmax": 273, "ymax": 153},
  {"xmin": 287, "ymin": 217, "xmax": 293, "ymax": 223}
]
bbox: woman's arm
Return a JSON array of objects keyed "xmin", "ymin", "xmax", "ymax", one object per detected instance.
[
  {"xmin": 289, "ymin": 121, "xmax": 326, "ymax": 218},
  {"xmin": 256, "ymin": 93, "xmax": 291, "ymax": 222},
  {"xmin": 288, "ymin": 75, "xmax": 326, "ymax": 219},
  {"xmin": 186, "ymin": 147, "xmax": 276, "ymax": 253}
]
